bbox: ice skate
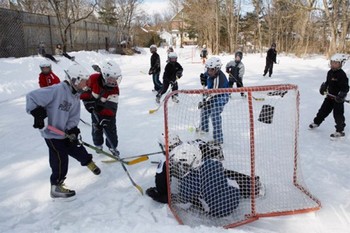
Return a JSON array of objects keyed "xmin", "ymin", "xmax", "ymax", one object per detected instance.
[
  {"xmin": 51, "ymin": 183, "xmax": 76, "ymax": 198},
  {"xmin": 308, "ymin": 123, "xmax": 319, "ymax": 129},
  {"xmin": 87, "ymin": 161, "xmax": 101, "ymax": 175},
  {"xmin": 330, "ymin": 131, "xmax": 345, "ymax": 138}
]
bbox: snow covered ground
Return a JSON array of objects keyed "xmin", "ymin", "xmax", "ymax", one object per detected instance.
[{"xmin": 0, "ymin": 46, "xmax": 350, "ymax": 233}]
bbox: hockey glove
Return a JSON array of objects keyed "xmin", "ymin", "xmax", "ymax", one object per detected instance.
[
  {"xmin": 30, "ymin": 106, "xmax": 47, "ymax": 129},
  {"xmin": 335, "ymin": 91, "xmax": 347, "ymax": 103},
  {"xmin": 200, "ymin": 73, "xmax": 207, "ymax": 86},
  {"xmin": 83, "ymin": 99, "xmax": 104, "ymax": 113},
  {"xmin": 98, "ymin": 116, "xmax": 113, "ymax": 128},
  {"xmin": 66, "ymin": 127, "xmax": 81, "ymax": 145},
  {"xmin": 83, "ymin": 100, "xmax": 96, "ymax": 113},
  {"xmin": 198, "ymin": 99, "xmax": 210, "ymax": 110},
  {"xmin": 176, "ymin": 70, "xmax": 183, "ymax": 79},
  {"xmin": 319, "ymin": 82, "xmax": 327, "ymax": 95}
]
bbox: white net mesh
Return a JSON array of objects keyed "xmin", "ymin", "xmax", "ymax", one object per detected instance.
[{"xmin": 163, "ymin": 84, "xmax": 321, "ymax": 228}]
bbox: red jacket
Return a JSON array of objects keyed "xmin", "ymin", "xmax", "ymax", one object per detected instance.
[
  {"xmin": 80, "ymin": 73, "xmax": 119, "ymax": 117},
  {"xmin": 39, "ymin": 72, "xmax": 60, "ymax": 87}
]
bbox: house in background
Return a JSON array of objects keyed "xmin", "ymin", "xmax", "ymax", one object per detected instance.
[
  {"xmin": 170, "ymin": 8, "xmax": 197, "ymax": 48},
  {"xmin": 159, "ymin": 29, "xmax": 174, "ymax": 47}
]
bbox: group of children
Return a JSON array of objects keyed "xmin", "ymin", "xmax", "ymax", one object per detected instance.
[
  {"xmin": 26, "ymin": 60, "xmax": 122, "ymax": 198},
  {"xmin": 27, "ymin": 42, "xmax": 349, "ymax": 206}
]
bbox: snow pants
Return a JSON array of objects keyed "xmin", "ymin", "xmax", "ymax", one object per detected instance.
[
  {"xmin": 200, "ymin": 102, "xmax": 225, "ymax": 144},
  {"xmin": 91, "ymin": 114, "xmax": 118, "ymax": 149},
  {"xmin": 45, "ymin": 138, "xmax": 92, "ymax": 185},
  {"xmin": 313, "ymin": 97, "xmax": 346, "ymax": 132},
  {"xmin": 152, "ymin": 72, "xmax": 162, "ymax": 91}
]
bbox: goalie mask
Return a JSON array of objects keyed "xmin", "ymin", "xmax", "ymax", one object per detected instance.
[
  {"xmin": 159, "ymin": 133, "xmax": 182, "ymax": 151},
  {"xmin": 170, "ymin": 143, "xmax": 203, "ymax": 169}
]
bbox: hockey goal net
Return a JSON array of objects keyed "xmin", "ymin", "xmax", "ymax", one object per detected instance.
[{"xmin": 163, "ymin": 84, "xmax": 321, "ymax": 228}]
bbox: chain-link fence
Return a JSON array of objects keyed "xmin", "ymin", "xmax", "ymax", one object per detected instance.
[{"xmin": 0, "ymin": 8, "xmax": 120, "ymax": 58}]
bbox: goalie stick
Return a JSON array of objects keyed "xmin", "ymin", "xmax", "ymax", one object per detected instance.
[
  {"xmin": 92, "ymin": 112, "xmax": 144, "ymax": 195},
  {"xmin": 47, "ymin": 125, "xmax": 148, "ymax": 166}
]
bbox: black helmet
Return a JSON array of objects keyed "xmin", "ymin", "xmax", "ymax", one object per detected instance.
[
  {"xmin": 271, "ymin": 43, "xmax": 276, "ymax": 47},
  {"xmin": 235, "ymin": 51, "xmax": 243, "ymax": 60}
]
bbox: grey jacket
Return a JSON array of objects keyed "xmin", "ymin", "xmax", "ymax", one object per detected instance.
[{"xmin": 26, "ymin": 81, "xmax": 81, "ymax": 139}]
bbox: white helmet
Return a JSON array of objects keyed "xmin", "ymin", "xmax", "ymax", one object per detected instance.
[
  {"xmin": 100, "ymin": 60, "xmax": 122, "ymax": 87},
  {"xmin": 150, "ymin": 44, "xmax": 157, "ymax": 52},
  {"xmin": 39, "ymin": 61, "xmax": 51, "ymax": 69},
  {"xmin": 65, "ymin": 64, "xmax": 89, "ymax": 92},
  {"xmin": 39, "ymin": 61, "xmax": 51, "ymax": 73},
  {"xmin": 203, "ymin": 44, "xmax": 206, "ymax": 48},
  {"xmin": 205, "ymin": 57, "xmax": 222, "ymax": 70},
  {"xmin": 330, "ymin": 53, "xmax": 348, "ymax": 66},
  {"xmin": 168, "ymin": 52, "xmax": 178, "ymax": 61},
  {"xmin": 159, "ymin": 133, "xmax": 182, "ymax": 150},
  {"xmin": 170, "ymin": 143, "xmax": 202, "ymax": 169}
]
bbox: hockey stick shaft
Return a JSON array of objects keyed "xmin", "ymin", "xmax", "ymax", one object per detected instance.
[
  {"xmin": 92, "ymin": 112, "xmax": 144, "ymax": 195},
  {"xmin": 326, "ymin": 93, "xmax": 350, "ymax": 103},
  {"xmin": 47, "ymin": 125, "xmax": 146, "ymax": 166},
  {"xmin": 80, "ymin": 118, "xmax": 92, "ymax": 126}
]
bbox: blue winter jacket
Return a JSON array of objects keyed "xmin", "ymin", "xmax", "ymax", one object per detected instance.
[
  {"xmin": 204, "ymin": 70, "xmax": 229, "ymax": 107},
  {"xmin": 179, "ymin": 159, "xmax": 240, "ymax": 217}
]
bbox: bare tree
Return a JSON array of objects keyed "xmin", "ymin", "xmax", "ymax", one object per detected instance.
[
  {"xmin": 48, "ymin": 0, "xmax": 97, "ymax": 52},
  {"xmin": 0, "ymin": 0, "xmax": 9, "ymax": 8},
  {"xmin": 114, "ymin": 0, "xmax": 143, "ymax": 42}
]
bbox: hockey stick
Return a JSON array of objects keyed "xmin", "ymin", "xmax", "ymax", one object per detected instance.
[
  {"xmin": 92, "ymin": 112, "xmax": 144, "ymax": 195},
  {"xmin": 252, "ymin": 96, "xmax": 265, "ymax": 101},
  {"xmin": 80, "ymin": 118, "xmax": 92, "ymax": 127},
  {"xmin": 149, "ymin": 88, "xmax": 172, "ymax": 114},
  {"xmin": 326, "ymin": 93, "xmax": 350, "ymax": 103},
  {"xmin": 47, "ymin": 125, "xmax": 148, "ymax": 166},
  {"xmin": 81, "ymin": 141, "xmax": 148, "ymax": 165},
  {"xmin": 102, "ymin": 151, "xmax": 163, "ymax": 163}
]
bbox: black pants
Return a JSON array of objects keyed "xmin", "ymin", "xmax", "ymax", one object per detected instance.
[
  {"xmin": 313, "ymin": 97, "xmax": 345, "ymax": 132},
  {"xmin": 264, "ymin": 59, "xmax": 274, "ymax": 76},
  {"xmin": 91, "ymin": 114, "xmax": 118, "ymax": 149},
  {"xmin": 44, "ymin": 54, "xmax": 58, "ymax": 63},
  {"xmin": 45, "ymin": 138, "xmax": 92, "ymax": 185},
  {"xmin": 159, "ymin": 79, "xmax": 178, "ymax": 96},
  {"xmin": 63, "ymin": 52, "xmax": 73, "ymax": 60}
]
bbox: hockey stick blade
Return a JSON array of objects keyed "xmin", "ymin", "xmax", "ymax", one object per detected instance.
[
  {"xmin": 92, "ymin": 111, "xmax": 144, "ymax": 195},
  {"xmin": 102, "ymin": 156, "xmax": 149, "ymax": 165},
  {"xmin": 149, "ymin": 107, "xmax": 160, "ymax": 114},
  {"xmin": 102, "ymin": 151, "xmax": 163, "ymax": 163},
  {"xmin": 252, "ymin": 96, "xmax": 265, "ymax": 101}
]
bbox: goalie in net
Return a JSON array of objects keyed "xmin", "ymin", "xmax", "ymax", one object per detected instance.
[
  {"xmin": 146, "ymin": 136, "xmax": 264, "ymax": 213},
  {"xmin": 157, "ymin": 83, "xmax": 321, "ymax": 228}
]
